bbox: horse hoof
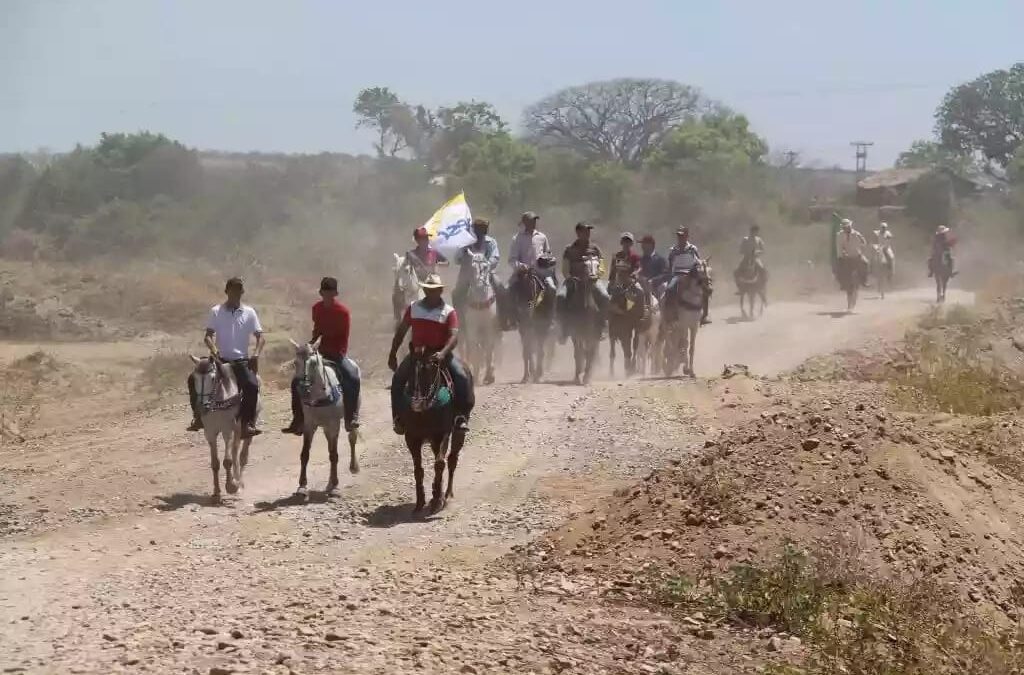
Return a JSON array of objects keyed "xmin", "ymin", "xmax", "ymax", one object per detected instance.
[
  {"xmin": 428, "ymin": 498, "xmax": 445, "ymax": 515},
  {"xmin": 226, "ymin": 482, "xmax": 238, "ymax": 495},
  {"xmin": 349, "ymin": 462, "xmax": 360, "ymax": 475},
  {"xmin": 294, "ymin": 486, "xmax": 308, "ymax": 498},
  {"xmin": 325, "ymin": 482, "xmax": 339, "ymax": 496},
  {"xmin": 484, "ymin": 373, "xmax": 495, "ymax": 385},
  {"xmin": 413, "ymin": 502, "xmax": 425, "ymax": 514},
  {"xmin": 211, "ymin": 493, "xmax": 222, "ymax": 505}
]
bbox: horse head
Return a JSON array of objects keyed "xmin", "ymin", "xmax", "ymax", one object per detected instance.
[
  {"xmin": 408, "ymin": 348, "xmax": 450, "ymax": 413},
  {"xmin": 189, "ymin": 354, "xmax": 238, "ymax": 405},
  {"xmin": 290, "ymin": 337, "xmax": 333, "ymax": 402},
  {"xmin": 581, "ymin": 255, "xmax": 601, "ymax": 282}
]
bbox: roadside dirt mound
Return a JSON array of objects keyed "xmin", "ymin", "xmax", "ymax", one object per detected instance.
[{"xmin": 538, "ymin": 378, "xmax": 1024, "ymax": 624}]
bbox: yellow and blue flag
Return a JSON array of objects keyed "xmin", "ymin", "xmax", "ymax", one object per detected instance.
[{"xmin": 423, "ymin": 192, "xmax": 474, "ymax": 260}]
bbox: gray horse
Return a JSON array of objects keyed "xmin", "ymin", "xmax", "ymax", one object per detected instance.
[
  {"xmin": 289, "ymin": 338, "xmax": 359, "ymax": 497},
  {"xmin": 189, "ymin": 355, "xmax": 260, "ymax": 502}
]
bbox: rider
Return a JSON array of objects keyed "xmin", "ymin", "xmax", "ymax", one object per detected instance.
[
  {"xmin": 665, "ymin": 227, "xmax": 711, "ymax": 324},
  {"xmin": 836, "ymin": 219, "xmax": 869, "ymax": 286},
  {"xmin": 405, "ymin": 226, "xmax": 449, "ymax": 283},
  {"xmin": 453, "ymin": 218, "xmax": 500, "ymax": 311},
  {"xmin": 928, "ymin": 225, "xmax": 957, "ymax": 278},
  {"xmin": 639, "ymin": 234, "xmax": 669, "ymax": 299},
  {"xmin": 734, "ymin": 224, "xmax": 765, "ymax": 291},
  {"xmin": 388, "ymin": 273, "xmax": 474, "ymax": 435},
  {"xmin": 187, "ymin": 277, "xmax": 265, "ymax": 438},
  {"xmin": 559, "ymin": 222, "xmax": 610, "ymax": 324},
  {"xmin": 508, "ymin": 211, "xmax": 557, "ymax": 312},
  {"xmin": 281, "ymin": 276, "xmax": 362, "ymax": 435},
  {"xmin": 873, "ymin": 222, "xmax": 894, "ymax": 264},
  {"xmin": 610, "ymin": 232, "xmax": 646, "ymax": 308}
]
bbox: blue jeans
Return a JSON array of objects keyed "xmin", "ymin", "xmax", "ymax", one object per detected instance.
[{"xmin": 390, "ymin": 352, "xmax": 474, "ymax": 420}]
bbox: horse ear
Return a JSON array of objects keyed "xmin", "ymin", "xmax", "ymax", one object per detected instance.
[
  {"xmin": 189, "ymin": 354, "xmax": 200, "ymax": 364},
  {"xmin": 311, "ymin": 336, "xmax": 322, "ymax": 350},
  {"xmin": 289, "ymin": 338, "xmax": 300, "ymax": 350}
]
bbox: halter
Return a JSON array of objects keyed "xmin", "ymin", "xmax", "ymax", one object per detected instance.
[
  {"xmin": 299, "ymin": 350, "xmax": 341, "ymax": 407},
  {"xmin": 195, "ymin": 360, "xmax": 240, "ymax": 413},
  {"xmin": 408, "ymin": 349, "xmax": 453, "ymax": 413}
]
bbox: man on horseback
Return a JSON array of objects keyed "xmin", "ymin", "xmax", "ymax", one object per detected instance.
[
  {"xmin": 610, "ymin": 232, "xmax": 646, "ymax": 308},
  {"xmin": 835, "ymin": 218, "xmax": 869, "ymax": 287},
  {"xmin": 405, "ymin": 226, "xmax": 449, "ymax": 283},
  {"xmin": 388, "ymin": 274, "xmax": 474, "ymax": 435},
  {"xmin": 453, "ymin": 218, "xmax": 500, "ymax": 311},
  {"xmin": 928, "ymin": 225, "xmax": 957, "ymax": 278},
  {"xmin": 734, "ymin": 224, "xmax": 765, "ymax": 291},
  {"xmin": 639, "ymin": 234, "xmax": 669, "ymax": 299},
  {"xmin": 187, "ymin": 277, "xmax": 264, "ymax": 438},
  {"xmin": 666, "ymin": 227, "xmax": 712, "ymax": 325},
  {"xmin": 281, "ymin": 277, "xmax": 362, "ymax": 436},
  {"xmin": 508, "ymin": 211, "xmax": 557, "ymax": 312},
  {"xmin": 559, "ymin": 222, "xmax": 610, "ymax": 327}
]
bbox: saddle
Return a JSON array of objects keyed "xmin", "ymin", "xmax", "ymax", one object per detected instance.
[{"xmin": 300, "ymin": 358, "xmax": 342, "ymax": 407}]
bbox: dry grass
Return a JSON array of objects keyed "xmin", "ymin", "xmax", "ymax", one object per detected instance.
[
  {"xmin": 137, "ymin": 351, "xmax": 188, "ymax": 395},
  {"xmin": 655, "ymin": 542, "xmax": 1024, "ymax": 675}
]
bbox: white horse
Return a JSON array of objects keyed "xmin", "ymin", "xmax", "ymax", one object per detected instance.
[
  {"xmin": 461, "ymin": 251, "xmax": 500, "ymax": 385},
  {"xmin": 635, "ymin": 295, "xmax": 661, "ymax": 376},
  {"xmin": 661, "ymin": 274, "xmax": 703, "ymax": 377},
  {"xmin": 289, "ymin": 338, "xmax": 359, "ymax": 497},
  {"xmin": 392, "ymin": 253, "xmax": 423, "ymax": 323},
  {"xmin": 189, "ymin": 356, "xmax": 260, "ymax": 502}
]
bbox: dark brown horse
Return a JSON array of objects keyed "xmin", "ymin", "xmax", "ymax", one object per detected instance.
[
  {"xmin": 397, "ymin": 349, "xmax": 468, "ymax": 514},
  {"xmin": 512, "ymin": 269, "xmax": 552, "ymax": 383},
  {"xmin": 608, "ymin": 279, "xmax": 647, "ymax": 377}
]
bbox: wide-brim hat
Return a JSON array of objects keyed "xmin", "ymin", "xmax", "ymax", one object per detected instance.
[
  {"xmin": 620, "ymin": 231, "xmax": 635, "ymax": 242},
  {"xmin": 419, "ymin": 273, "xmax": 445, "ymax": 289}
]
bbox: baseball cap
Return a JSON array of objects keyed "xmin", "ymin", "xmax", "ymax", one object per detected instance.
[
  {"xmin": 620, "ymin": 231, "xmax": 634, "ymax": 242},
  {"xmin": 521, "ymin": 211, "xmax": 539, "ymax": 221},
  {"xmin": 575, "ymin": 221, "xmax": 594, "ymax": 231}
]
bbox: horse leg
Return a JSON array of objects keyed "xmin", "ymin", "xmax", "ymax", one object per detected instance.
[
  {"xmin": 296, "ymin": 431, "xmax": 313, "ymax": 497},
  {"xmin": 688, "ymin": 322, "xmax": 698, "ymax": 376},
  {"xmin": 409, "ymin": 437, "xmax": 425, "ymax": 513},
  {"xmin": 428, "ymin": 435, "xmax": 449, "ymax": 515},
  {"xmin": 445, "ymin": 431, "xmax": 464, "ymax": 501},
  {"xmin": 223, "ymin": 426, "xmax": 238, "ymax": 495},
  {"xmin": 572, "ymin": 336, "xmax": 583, "ymax": 385},
  {"xmin": 348, "ymin": 427, "xmax": 359, "ymax": 474},
  {"xmin": 609, "ymin": 328, "xmax": 617, "ymax": 378},
  {"xmin": 207, "ymin": 431, "xmax": 221, "ymax": 502},
  {"xmin": 326, "ymin": 425, "xmax": 340, "ymax": 494},
  {"xmin": 519, "ymin": 330, "xmax": 531, "ymax": 384},
  {"xmin": 238, "ymin": 438, "xmax": 250, "ymax": 489}
]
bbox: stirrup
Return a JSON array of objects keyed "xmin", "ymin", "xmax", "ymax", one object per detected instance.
[{"xmin": 455, "ymin": 416, "xmax": 470, "ymax": 432}]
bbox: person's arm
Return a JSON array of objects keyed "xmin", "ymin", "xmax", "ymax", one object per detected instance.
[
  {"xmin": 388, "ymin": 309, "xmax": 411, "ymax": 371},
  {"xmin": 203, "ymin": 308, "xmax": 219, "ymax": 357},
  {"xmin": 249, "ymin": 309, "xmax": 265, "ymax": 371},
  {"xmin": 561, "ymin": 248, "xmax": 572, "ymax": 279},
  {"xmin": 338, "ymin": 305, "xmax": 351, "ymax": 357},
  {"xmin": 508, "ymin": 235, "xmax": 523, "ymax": 269},
  {"xmin": 310, "ymin": 304, "xmax": 320, "ymax": 343},
  {"xmin": 437, "ymin": 310, "xmax": 460, "ymax": 359},
  {"xmin": 488, "ymin": 239, "xmax": 500, "ymax": 268}
]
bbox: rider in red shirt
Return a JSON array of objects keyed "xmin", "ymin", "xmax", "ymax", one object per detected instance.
[
  {"xmin": 282, "ymin": 277, "xmax": 362, "ymax": 434},
  {"xmin": 388, "ymin": 273, "xmax": 473, "ymax": 435}
]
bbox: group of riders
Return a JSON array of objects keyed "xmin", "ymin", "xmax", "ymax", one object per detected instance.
[
  {"xmin": 186, "ymin": 212, "xmax": 958, "ymax": 439},
  {"xmin": 832, "ymin": 217, "xmax": 957, "ymax": 286}
]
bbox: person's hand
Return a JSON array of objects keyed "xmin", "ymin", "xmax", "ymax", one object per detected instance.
[
  {"xmin": 387, "ymin": 352, "xmax": 398, "ymax": 372},
  {"xmin": 249, "ymin": 356, "xmax": 259, "ymax": 374},
  {"xmin": 429, "ymin": 352, "xmax": 443, "ymax": 363}
]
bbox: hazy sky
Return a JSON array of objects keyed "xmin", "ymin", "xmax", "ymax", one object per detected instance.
[{"xmin": 3, "ymin": 0, "xmax": 1022, "ymax": 168}]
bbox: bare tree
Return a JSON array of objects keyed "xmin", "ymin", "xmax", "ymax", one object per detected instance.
[{"xmin": 523, "ymin": 78, "xmax": 709, "ymax": 166}]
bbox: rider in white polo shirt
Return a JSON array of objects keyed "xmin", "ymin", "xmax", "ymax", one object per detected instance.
[{"xmin": 187, "ymin": 277, "xmax": 266, "ymax": 438}]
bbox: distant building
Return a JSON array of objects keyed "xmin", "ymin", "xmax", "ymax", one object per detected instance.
[{"xmin": 856, "ymin": 167, "xmax": 985, "ymax": 207}]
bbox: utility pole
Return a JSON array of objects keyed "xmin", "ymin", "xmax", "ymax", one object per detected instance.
[
  {"xmin": 782, "ymin": 150, "xmax": 800, "ymax": 168},
  {"xmin": 851, "ymin": 141, "xmax": 873, "ymax": 174}
]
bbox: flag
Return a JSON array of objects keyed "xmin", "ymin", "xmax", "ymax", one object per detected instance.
[{"xmin": 423, "ymin": 192, "xmax": 475, "ymax": 261}]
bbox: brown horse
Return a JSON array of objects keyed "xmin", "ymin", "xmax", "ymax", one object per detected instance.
[
  {"xmin": 512, "ymin": 270, "xmax": 552, "ymax": 383},
  {"xmin": 397, "ymin": 349, "xmax": 469, "ymax": 515},
  {"xmin": 608, "ymin": 279, "xmax": 647, "ymax": 377}
]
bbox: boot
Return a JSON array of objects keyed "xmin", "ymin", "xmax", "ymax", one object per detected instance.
[
  {"xmin": 240, "ymin": 424, "xmax": 262, "ymax": 439},
  {"xmin": 281, "ymin": 420, "xmax": 303, "ymax": 435},
  {"xmin": 187, "ymin": 418, "xmax": 203, "ymax": 432},
  {"xmin": 455, "ymin": 415, "xmax": 470, "ymax": 432}
]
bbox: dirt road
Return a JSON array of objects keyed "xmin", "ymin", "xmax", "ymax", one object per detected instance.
[{"xmin": 0, "ymin": 287, "xmax": 971, "ymax": 674}]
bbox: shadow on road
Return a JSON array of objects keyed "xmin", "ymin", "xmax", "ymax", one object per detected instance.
[
  {"xmin": 725, "ymin": 315, "xmax": 753, "ymax": 325},
  {"xmin": 253, "ymin": 491, "xmax": 331, "ymax": 512},
  {"xmin": 363, "ymin": 502, "xmax": 421, "ymax": 528},
  {"xmin": 154, "ymin": 492, "xmax": 224, "ymax": 511},
  {"xmin": 815, "ymin": 310, "xmax": 852, "ymax": 319}
]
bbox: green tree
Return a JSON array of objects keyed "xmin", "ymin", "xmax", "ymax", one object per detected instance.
[
  {"xmin": 524, "ymin": 78, "xmax": 708, "ymax": 167},
  {"xmin": 353, "ymin": 87, "xmax": 411, "ymax": 157},
  {"xmin": 647, "ymin": 111, "xmax": 767, "ymax": 170},
  {"xmin": 936, "ymin": 63, "xmax": 1024, "ymax": 168},
  {"xmin": 896, "ymin": 139, "xmax": 972, "ymax": 171},
  {"xmin": 905, "ymin": 170, "xmax": 954, "ymax": 228},
  {"xmin": 452, "ymin": 132, "xmax": 535, "ymax": 213},
  {"xmin": 94, "ymin": 131, "xmax": 181, "ymax": 168}
]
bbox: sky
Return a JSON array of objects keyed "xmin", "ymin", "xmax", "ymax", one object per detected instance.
[{"xmin": 2, "ymin": 0, "xmax": 1022, "ymax": 169}]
